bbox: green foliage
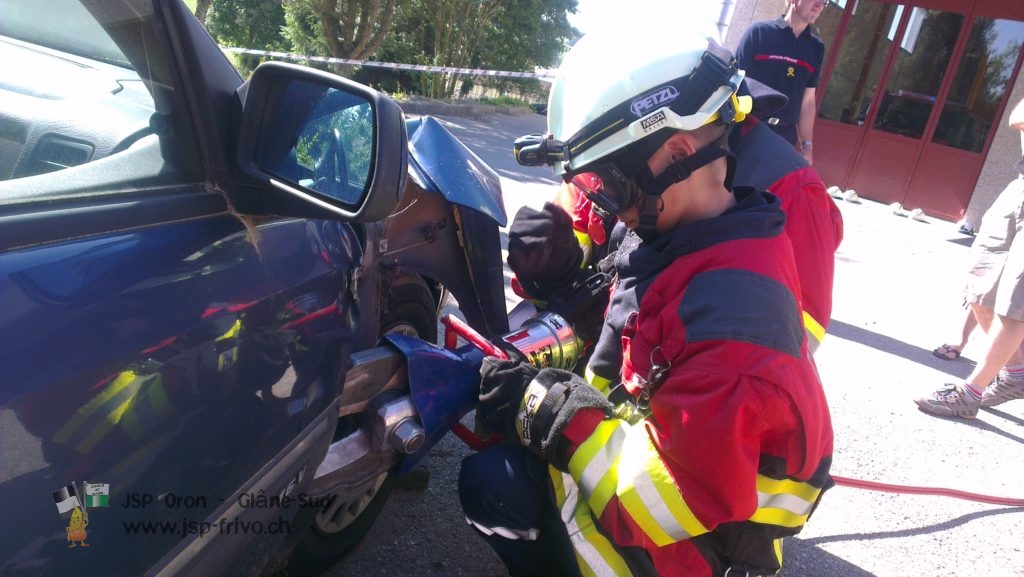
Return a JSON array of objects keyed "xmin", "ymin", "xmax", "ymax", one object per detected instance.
[
  {"xmin": 476, "ymin": 95, "xmax": 532, "ymax": 109},
  {"xmin": 360, "ymin": 0, "xmax": 577, "ymax": 98},
  {"xmin": 206, "ymin": 0, "xmax": 287, "ymax": 74},
  {"xmin": 201, "ymin": 0, "xmax": 578, "ymax": 100}
]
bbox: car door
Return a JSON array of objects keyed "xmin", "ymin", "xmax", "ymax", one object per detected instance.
[{"xmin": 0, "ymin": 1, "xmax": 368, "ymax": 575}]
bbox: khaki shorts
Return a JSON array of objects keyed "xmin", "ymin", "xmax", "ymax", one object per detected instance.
[{"xmin": 965, "ymin": 176, "xmax": 1024, "ymax": 321}]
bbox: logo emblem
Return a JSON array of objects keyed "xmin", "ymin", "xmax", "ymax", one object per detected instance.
[
  {"xmin": 640, "ymin": 111, "xmax": 667, "ymax": 133},
  {"xmin": 787, "ymin": 66, "xmax": 795, "ymax": 78},
  {"xmin": 630, "ymin": 86, "xmax": 679, "ymax": 117},
  {"xmin": 53, "ymin": 482, "xmax": 109, "ymax": 548}
]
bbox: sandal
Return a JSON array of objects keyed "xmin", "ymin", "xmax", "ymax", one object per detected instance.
[{"xmin": 932, "ymin": 344, "xmax": 961, "ymax": 361}]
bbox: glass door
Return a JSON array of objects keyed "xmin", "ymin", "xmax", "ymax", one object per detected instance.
[
  {"xmin": 814, "ymin": 0, "xmax": 1024, "ymax": 220},
  {"xmin": 846, "ymin": 6, "xmax": 965, "ymax": 207},
  {"xmin": 814, "ymin": 0, "xmax": 907, "ymax": 193},
  {"xmin": 902, "ymin": 17, "xmax": 1024, "ymax": 219}
]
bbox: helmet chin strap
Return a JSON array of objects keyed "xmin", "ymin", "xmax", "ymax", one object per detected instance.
[{"xmin": 630, "ymin": 144, "xmax": 737, "ymax": 242}]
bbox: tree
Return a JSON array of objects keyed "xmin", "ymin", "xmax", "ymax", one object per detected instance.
[
  {"xmin": 195, "ymin": 0, "xmax": 214, "ymax": 24},
  {"xmin": 365, "ymin": 0, "xmax": 576, "ymax": 98},
  {"xmin": 206, "ymin": 0, "xmax": 288, "ymax": 74},
  {"xmin": 284, "ymin": 0, "xmax": 403, "ymax": 75}
]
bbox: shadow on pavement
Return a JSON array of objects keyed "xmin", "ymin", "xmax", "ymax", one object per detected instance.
[
  {"xmin": 828, "ymin": 320, "xmax": 975, "ymax": 378},
  {"xmin": 801, "ymin": 506, "xmax": 1024, "ymax": 546},
  {"xmin": 781, "ymin": 537, "xmax": 878, "ymax": 577},
  {"xmin": 945, "ymin": 235, "xmax": 976, "ymax": 248},
  {"xmin": 782, "ymin": 506, "xmax": 1024, "ymax": 576}
]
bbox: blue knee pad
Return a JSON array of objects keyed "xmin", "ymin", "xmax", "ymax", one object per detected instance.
[{"xmin": 458, "ymin": 444, "xmax": 553, "ymax": 536}]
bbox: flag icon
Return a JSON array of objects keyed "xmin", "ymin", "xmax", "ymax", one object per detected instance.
[
  {"xmin": 85, "ymin": 483, "xmax": 110, "ymax": 507},
  {"xmin": 53, "ymin": 484, "xmax": 81, "ymax": 514}
]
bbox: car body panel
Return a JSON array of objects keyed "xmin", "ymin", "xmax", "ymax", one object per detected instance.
[
  {"xmin": 0, "ymin": 0, "xmax": 508, "ymax": 575},
  {"xmin": 0, "ymin": 215, "xmax": 363, "ymax": 576}
]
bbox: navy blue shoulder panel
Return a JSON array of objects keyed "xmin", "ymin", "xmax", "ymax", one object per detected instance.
[
  {"xmin": 731, "ymin": 120, "xmax": 806, "ymax": 192},
  {"xmin": 678, "ymin": 269, "xmax": 803, "ymax": 358}
]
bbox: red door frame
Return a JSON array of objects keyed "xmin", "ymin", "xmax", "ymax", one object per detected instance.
[{"xmin": 815, "ymin": 0, "xmax": 1024, "ymax": 219}]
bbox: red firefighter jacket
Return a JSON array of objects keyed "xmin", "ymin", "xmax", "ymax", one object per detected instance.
[{"xmin": 558, "ymin": 188, "xmax": 834, "ymax": 576}]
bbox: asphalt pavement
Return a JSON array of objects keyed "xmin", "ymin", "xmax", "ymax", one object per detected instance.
[{"xmin": 328, "ymin": 110, "xmax": 1024, "ymax": 577}]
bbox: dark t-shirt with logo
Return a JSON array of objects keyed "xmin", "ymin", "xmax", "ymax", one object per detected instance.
[{"xmin": 736, "ymin": 17, "xmax": 825, "ymax": 128}]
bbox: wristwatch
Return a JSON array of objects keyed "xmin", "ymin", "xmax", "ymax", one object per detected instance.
[{"xmin": 801, "ymin": 140, "xmax": 814, "ymax": 150}]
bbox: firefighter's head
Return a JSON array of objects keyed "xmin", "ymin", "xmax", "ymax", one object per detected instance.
[{"xmin": 517, "ymin": 21, "xmax": 751, "ymax": 241}]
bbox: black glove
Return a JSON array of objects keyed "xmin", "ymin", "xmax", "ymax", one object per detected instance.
[
  {"xmin": 478, "ymin": 354, "xmax": 616, "ymax": 468},
  {"xmin": 476, "ymin": 355, "xmax": 539, "ymax": 438},
  {"xmin": 507, "ymin": 203, "xmax": 583, "ymax": 301}
]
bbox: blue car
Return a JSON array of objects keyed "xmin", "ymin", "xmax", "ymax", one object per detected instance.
[{"xmin": 0, "ymin": 1, "xmax": 508, "ymax": 575}]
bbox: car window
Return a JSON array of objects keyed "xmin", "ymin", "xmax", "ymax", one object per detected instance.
[{"xmin": 0, "ymin": 0, "xmax": 199, "ymax": 198}]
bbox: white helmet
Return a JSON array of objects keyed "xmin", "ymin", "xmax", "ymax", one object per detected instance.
[{"xmin": 544, "ymin": 21, "xmax": 749, "ymax": 177}]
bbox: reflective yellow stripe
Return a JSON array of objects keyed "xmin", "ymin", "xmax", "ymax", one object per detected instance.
[
  {"xmin": 802, "ymin": 310, "xmax": 825, "ymax": 349},
  {"xmin": 750, "ymin": 475, "xmax": 821, "ymax": 528},
  {"xmin": 79, "ymin": 392, "xmax": 136, "ymax": 452},
  {"xmin": 573, "ymin": 229, "xmax": 593, "ymax": 267},
  {"xmin": 54, "ymin": 370, "xmax": 138, "ymax": 445},
  {"xmin": 757, "ymin": 475, "xmax": 822, "ymax": 502},
  {"xmin": 584, "ymin": 366, "xmax": 613, "ymax": 395},
  {"xmin": 55, "ymin": 370, "xmax": 147, "ymax": 452},
  {"xmin": 121, "ymin": 377, "xmax": 174, "ymax": 440},
  {"xmin": 570, "ymin": 420, "xmax": 624, "ymax": 517},
  {"xmin": 550, "ymin": 468, "xmax": 633, "ymax": 577},
  {"xmin": 618, "ymin": 428, "xmax": 708, "ymax": 545},
  {"xmin": 569, "ymin": 420, "xmax": 708, "ymax": 547},
  {"xmin": 216, "ymin": 318, "xmax": 242, "ymax": 341}
]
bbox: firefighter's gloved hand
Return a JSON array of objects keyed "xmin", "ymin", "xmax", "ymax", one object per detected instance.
[
  {"xmin": 508, "ymin": 203, "xmax": 583, "ymax": 301},
  {"xmin": 479, "ymin": 357, "xmax": 616, "ymax": 467},
  {"xmin": 476, "ymin": 355, "xmax": 539, "ymax": 438}
]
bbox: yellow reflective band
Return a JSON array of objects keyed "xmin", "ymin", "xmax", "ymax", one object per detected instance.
[
  {"xmin": 802, "ymin": 310, "xmax": 825, "ymax": 347},
  {"xmin": 216, "ymin": 318, "xmax": 243, "ymax": 341},
  {"xmin": 774, "ymin": 538, "xmax": 785, "ymax": 566},
  {"xmin": 570, "ymin": 420, "xmax": 626, "ymax": 517},
  {"xmin": 550, "ymin": 468, "xmax": 634, "ymax": 577},
  {"xmin": 573, "ymin": 230, "xmax": 593, "ymax": 267},
  {"xmin": 757, "ymin": 475, "xmax": 822, "ymax": 503},
  {"xmin": 618, "ymin": 427, "xmax": 708, "ymax": 545},
  {"xmin": 79, "ymin": 391, "xmax": 136, "ymax": 453},
  {"xmin": 750, "ymin": 475, "xmax": 821, "ymax": 528},
  {"xmin": 121, "ymin": 377, "xmax": 174, "ymax": 441},
  {"xmin": 55, "ymin": 369, "xmax": 146, "ymax": 451},
  {"xmin": 584, "ymin": 366, "xmax": 613, "ymax": 395}
]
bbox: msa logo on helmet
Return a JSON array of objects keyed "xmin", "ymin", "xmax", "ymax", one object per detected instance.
[
  {"xmin": 630, "ymin": 86, "xmax": 679, "ymax": 117},
  {"xmin": 640, "ymin": 111, "xmax": 667, "ymax": 133}
]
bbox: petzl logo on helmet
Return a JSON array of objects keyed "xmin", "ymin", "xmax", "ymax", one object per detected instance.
[{"xmin": 630, "ymin": 86, "xmax": 679, "ymax": 117}]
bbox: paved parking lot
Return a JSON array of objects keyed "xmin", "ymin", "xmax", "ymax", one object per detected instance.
[{"xmin": 329, "ymin": 110, "xmax": 1024, "ymax": 577}]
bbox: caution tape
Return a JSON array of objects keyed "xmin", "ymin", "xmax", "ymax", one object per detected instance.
[{"xmin": 221, "ymin": 47, "xmax": 554, "ymax": 80}]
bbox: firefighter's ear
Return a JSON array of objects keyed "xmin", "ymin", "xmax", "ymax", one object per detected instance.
[{"xmin": 664, "ymin": 131, "xmax": 700, "ymax": 160}]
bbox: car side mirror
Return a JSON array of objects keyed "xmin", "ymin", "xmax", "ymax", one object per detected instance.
[{"xmin": 236, "ymin": 61, "xmax": 408, "ymax": 222}]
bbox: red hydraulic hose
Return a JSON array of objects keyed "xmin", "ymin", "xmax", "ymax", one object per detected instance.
[
  {"xmin": 438, "ymin": 315, "xmax": 1024, "ymax": 507},
  {"xmin": 831, "ymin": 475, "xmax": 1024, "ymax": 507}
]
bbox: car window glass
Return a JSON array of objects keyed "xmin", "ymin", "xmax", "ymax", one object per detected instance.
[{"xmin": 0, "ymin": 0, "xmax": 198, "ymax": 198}]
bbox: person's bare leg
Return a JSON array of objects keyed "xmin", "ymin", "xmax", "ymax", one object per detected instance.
[
  {"xmin": 972, "ymin": 302, "xmax": 995, "ymax": 333},
  {"xmin": 966, "ymin": 312, "xmax": 1024, "ymax": 390},
  {"xmin": 959, "ymin": 308, "xmax": 978, "ymax": 349}
]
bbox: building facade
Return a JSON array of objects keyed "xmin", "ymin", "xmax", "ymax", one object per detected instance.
[{"xmin": 725, "ymin": 0, "xmax": 1024, "ymax": 228}]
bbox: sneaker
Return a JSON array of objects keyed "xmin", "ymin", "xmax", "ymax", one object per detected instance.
[
  {"xmin": 981, "ymin": 376, "xmax": 1024, "ymax": 407},
  {"xmin": 915, "ymin": 384, "xmax": 981, "ymax": 418}
]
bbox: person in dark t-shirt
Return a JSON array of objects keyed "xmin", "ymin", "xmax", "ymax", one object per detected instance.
[{"xmin": 737, "ymin": 0, "xmax": 826, "ymax": 164}]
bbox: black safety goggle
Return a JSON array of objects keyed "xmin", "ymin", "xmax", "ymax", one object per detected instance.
[{"xmin": 568, "ymin": 165, "xmax": 642, "ymax": 219}]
